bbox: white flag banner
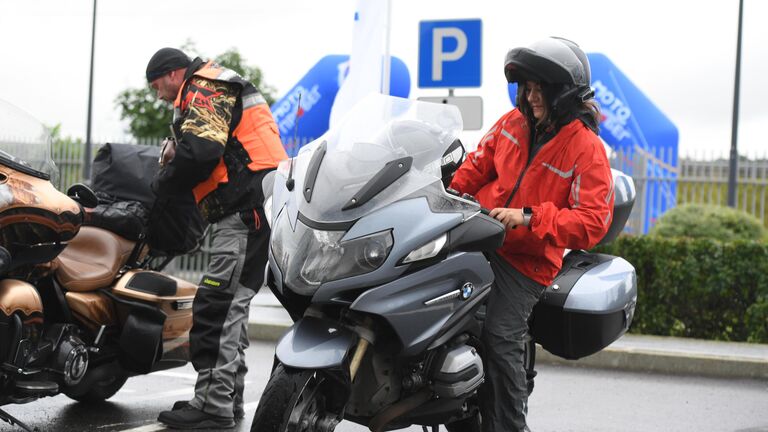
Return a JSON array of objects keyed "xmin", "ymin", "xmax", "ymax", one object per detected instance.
[{"xmin": 329, "ymin": 0, "xmax": 390, "ymax": 128}]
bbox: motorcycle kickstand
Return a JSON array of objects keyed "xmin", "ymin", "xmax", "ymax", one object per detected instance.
[
  {"xmin": 421, "ymin": 426, "xmax": 439, "ymax": 432},
  {"xmin": 0, "ymin": 407, "xmax": 36, "ymax": 432}
]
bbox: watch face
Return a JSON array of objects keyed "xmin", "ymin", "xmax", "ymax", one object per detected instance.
[{"xmin": 522, "ymin": 207, "xmax": 532, "ymax": 226}]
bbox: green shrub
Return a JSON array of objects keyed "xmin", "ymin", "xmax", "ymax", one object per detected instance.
[
  {"xmin": 649, "ymin": 203, "xmax": 767, "ymax": 242},
  {"xmin": 595, "ymin": 236, "xmax": 768, "ymax": 343}
]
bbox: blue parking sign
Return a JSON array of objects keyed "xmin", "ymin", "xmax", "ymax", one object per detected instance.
[{"xmin": 419, "ymin": 19, "xmax": 482, "ymax": 88}]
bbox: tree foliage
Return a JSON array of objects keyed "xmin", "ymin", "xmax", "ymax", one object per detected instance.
[
  {"xmin": 115, "ymin": 87, "xmax": 172, "ymax": 139},
  {"xmin": 214, "ymin": 48, "xmax": 277, "ymax": 105},
  {"xmin": 115, "ymin": 42, "xmax": 276, "ymax": 139}
]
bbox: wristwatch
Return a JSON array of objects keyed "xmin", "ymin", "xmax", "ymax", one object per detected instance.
[{"xmin": 522, "ymin": 207, "xmax": 533, "ymax": 226}]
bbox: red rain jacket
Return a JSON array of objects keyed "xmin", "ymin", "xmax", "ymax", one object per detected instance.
[{"xmin": 450, "ymin": 109, "xmax": 614, "ymax": 286}]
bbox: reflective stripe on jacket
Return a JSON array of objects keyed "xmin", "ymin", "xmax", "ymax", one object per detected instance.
[{"xmin": 450, "ymin": 108, "xmax": 614, "ymax": 286}]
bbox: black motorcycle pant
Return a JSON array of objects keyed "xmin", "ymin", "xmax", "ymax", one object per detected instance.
[
  {"xmin": 188, "ymin": 208, "xmax": 269, "ymax": 418},
  {"xmin": 479, "ymin": 253, "xmax": 546, "ymax": 432}
]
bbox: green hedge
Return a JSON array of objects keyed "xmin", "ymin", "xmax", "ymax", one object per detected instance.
[
  {"xmin": 595, "ymin": 236, "xmax": 768, "ymax": 343},
  {"xmin": 649, "ymin": 203, "xmax": 767, "ymax": 242}
]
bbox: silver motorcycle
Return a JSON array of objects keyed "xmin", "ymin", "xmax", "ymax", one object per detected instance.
[{"xmin": 252, "ymin": 95, "xmax": 637, "ymax": 432}]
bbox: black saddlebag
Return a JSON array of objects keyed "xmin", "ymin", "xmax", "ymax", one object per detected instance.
[{"xmin": 86, "ymin": 193, "xmax": 149, "ymax": 241}]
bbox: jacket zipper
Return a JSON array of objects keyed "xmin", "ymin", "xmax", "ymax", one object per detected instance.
[
  {"xmin": 503, "ymin": 129, "xmax": 546, "ymax": 208},
  {"xmin": 503, "ymin": 163, "xmax": 531, "ymax": 208}
]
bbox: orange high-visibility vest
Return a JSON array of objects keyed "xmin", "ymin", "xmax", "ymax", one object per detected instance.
[{"xmin": 173, "ymin": 61, "xmax": 287, "ymax": 203}]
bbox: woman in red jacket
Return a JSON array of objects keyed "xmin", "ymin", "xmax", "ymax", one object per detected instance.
[{"xmin": 449, "ymin": 37, "xmax": 614, "ymax": 432}]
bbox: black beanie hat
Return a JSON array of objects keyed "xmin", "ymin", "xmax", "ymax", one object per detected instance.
[{"xmin": 146, "ymin": 48, "xmax": 191, "ymax": 82}]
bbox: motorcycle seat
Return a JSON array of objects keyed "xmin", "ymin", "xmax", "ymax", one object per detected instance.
[{"xmin": 55, "ymin": 226, "xmax": 136, "ymax": 292}]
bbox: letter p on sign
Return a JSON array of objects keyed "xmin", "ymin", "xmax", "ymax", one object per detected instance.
[
  {"xmin": 432, "ymin": 28, "xmax": 467, "ymax": 81},
  {"xmin": 419, "ymin": 19, "xmax": 481, "ymax": 88}
]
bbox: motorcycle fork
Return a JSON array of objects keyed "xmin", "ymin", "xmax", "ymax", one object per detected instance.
[
  {"xmin": 349, "ymin": 317, "xmax": 375, "ymax": 381},
  {"xmin": 349, "ymin": 338, "xmax": 369, "ymax": 381}
]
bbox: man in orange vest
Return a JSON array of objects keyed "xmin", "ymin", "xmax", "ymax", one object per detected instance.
[{"xmin": 145, "ymin": 47, "xmax": 288, "ymax": 429}]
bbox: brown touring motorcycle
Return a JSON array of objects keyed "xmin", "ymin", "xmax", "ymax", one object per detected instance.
[{"xmin": 0, "ymin": 109, "xmax": 206, "ymax": 431}]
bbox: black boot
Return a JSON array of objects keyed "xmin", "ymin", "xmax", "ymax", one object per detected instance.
[
  {"xmin": 172, "ymin": 400, "xmax": 244, "ymax": 420},
  {"xmin": 158, "ymin": 404, "xmax": 235, "ymax": 429}
]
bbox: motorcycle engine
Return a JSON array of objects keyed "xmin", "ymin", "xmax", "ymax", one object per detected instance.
[
  {"xmin": 50, "ymin": 325, "xmax": 89, "ymax": 386},
  {"xmin": 430, "ymin": 344, "xmax": 484, "ymax": 398}
]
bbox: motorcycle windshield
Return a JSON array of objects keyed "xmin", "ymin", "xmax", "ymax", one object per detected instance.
[
  {"xmin": 271, "ymin": 95, "xmax": 485, "ymax": 295},
  {"xmin": 0, "ymin": 99, "xmax": 58, "ymax": 181},
  {"xmin": 283, "ymin": 94, "xmax": 464, "ymax": 224}
]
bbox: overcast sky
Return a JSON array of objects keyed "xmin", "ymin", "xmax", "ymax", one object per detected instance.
[{"xmin": 0, "ymin": 0, "xmax": 765, "ymax": 157}]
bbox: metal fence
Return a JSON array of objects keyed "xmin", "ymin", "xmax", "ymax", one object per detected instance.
[
  {"xmin": 610, "ymin": 146, "xmax": 682, "ymax": 235},
  {"xmin": 677, "ymin": 154, "xmax": 768, "ymax": 223},
  {"xmin": 612, "ymin": 148, "xmax": 768, "ymax": 234}
]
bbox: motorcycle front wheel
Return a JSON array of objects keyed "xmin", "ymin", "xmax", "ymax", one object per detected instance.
[{"xmin": 251, "ymin": 364, "xmax": 336, "ymax": 432}]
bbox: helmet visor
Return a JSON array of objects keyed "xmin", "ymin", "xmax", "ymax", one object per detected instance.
[{"xmin": 504, "ymin": 47, "xmax": 574, "ymax": 84}]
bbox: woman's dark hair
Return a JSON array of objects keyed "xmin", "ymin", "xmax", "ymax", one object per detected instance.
[{"xmin": 517, "ymin": 81, "xmax": 601, "ymax": 134}]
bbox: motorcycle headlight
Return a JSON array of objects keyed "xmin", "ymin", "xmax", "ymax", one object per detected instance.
[
  {"xmin": 402, "ymin": 233, "xmax": 447, "ymax": 264},
  {"xmin": 270, "ymin": 211, "xmax": 394, "ymax": 294},
  {"xmin": 300, "ymin": 229, "xmax": 394, "ymax": 285}
]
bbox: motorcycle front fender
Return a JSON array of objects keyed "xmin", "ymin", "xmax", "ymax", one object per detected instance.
[
  {"xmin": 275, "ymin": 316, "xmax": 358, "ymax": 370},
  {"xmin": 0, "ymin": 279, "xmax": 43, "ymax": 317}
]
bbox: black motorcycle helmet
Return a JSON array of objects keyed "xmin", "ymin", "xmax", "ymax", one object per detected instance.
[{"xmin": 505, "ymin": 37, "xmax": 595, "ymax": 121}]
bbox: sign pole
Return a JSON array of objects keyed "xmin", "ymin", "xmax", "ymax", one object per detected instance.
[
  {"xmin": 84, "ymin": 0, "xmax": 97, "ymax": 180},
  {"xmin": 727, "ymin": 0, "xmax": 743, "ymax": 208}
]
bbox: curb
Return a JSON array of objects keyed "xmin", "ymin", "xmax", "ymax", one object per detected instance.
[
  {"xmin": 538, "ymin": 346, "xmax": 768, "ymax": 380},
  {"xmin": 248, "ymin": 321, "xmax": 291, "ymax": 342},
  {"xmin": 247, "ymin": 321, "xmax": 768, "ymax": 381}
]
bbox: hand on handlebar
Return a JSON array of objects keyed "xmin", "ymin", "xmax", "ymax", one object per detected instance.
[
  {"xmin": 488, "ymin": 207, "xmax": 525, "ymax": 230},
  {"xmin": 446, "ymin": 189, "xmax": 491, "ymax": 215}
]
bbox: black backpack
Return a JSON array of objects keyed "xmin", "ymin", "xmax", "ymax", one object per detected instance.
[{"xmin": 90, "ymin": 143, "xmax": 207, "ymax": 256}]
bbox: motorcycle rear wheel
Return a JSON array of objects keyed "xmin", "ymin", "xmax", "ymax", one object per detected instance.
[{"xmin": 250, "ymin": 365, "xmax": 334, "ymax": 432}]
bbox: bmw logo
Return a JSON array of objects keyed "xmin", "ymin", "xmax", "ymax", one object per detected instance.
[{"xmin": 461, "ymin": 283, "xmax": 474, "ymax": 300}]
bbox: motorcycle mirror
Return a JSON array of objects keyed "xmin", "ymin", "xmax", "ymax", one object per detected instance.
[
  {"xmin": 66, "ymin": 183, "xmax": 99, "ymax": 208},
  {"xmin": 441, "ymin": 138, "xmax": 466, "ymax": 188},
  {"xmin": 262, "ymin": 171, "xmax": 276, "ymax": 202},
  {"xmin": 262, "ymin": 171, "xmax": 276, "ymax": 228}
]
